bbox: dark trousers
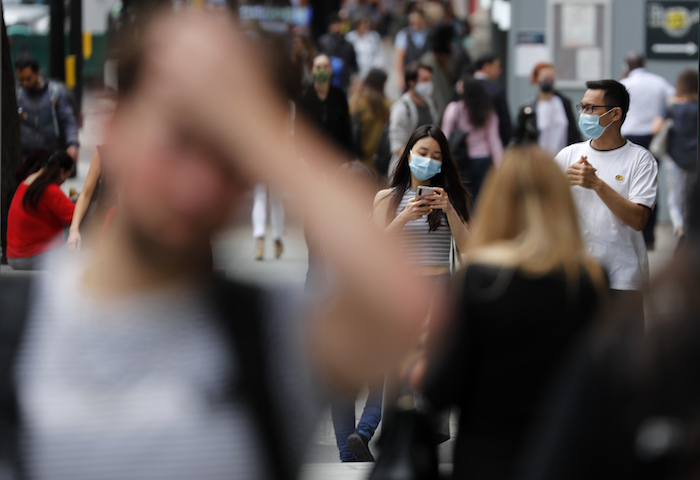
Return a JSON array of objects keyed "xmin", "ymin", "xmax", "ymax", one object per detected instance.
[
  {"xmin": 460, "ymin": 156, "xmax": 493, "ymax": 205},
  {"xmin": 625, "ymin": 134, "xmax": 657, "ymax": 248},
  {"xmin": 331, "ymin": 384, "xmax": 383, "ymax": 462},
  {"xmin": 609, "ymin": 289, "xmax": 645, "ymax": 325}
]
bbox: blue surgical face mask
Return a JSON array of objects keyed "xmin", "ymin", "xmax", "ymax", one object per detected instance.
[
  {"xmin": 578, "ymin": 108, "xmax": 614, "ymax": 139},
  {"xmin": 409, "ymin": 153, "xmax": 442, "ymax": 181}
]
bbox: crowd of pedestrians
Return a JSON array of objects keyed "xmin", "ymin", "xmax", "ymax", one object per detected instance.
[{"xmin": 0, "ymin": 2, "xmax": 698, "ymax": 479}]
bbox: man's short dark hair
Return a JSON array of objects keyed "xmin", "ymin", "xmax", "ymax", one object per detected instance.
[
  {"xmin": 406, "ymin": 1, "xmax": 424, "ymax": 16},
  {"xmin": 404, "ymin": 61, "xmax": 432, "ymax": 90},
  {"xmin": 585, "ymin": 79, "xmax": 630, "ymax": 124},
  {"xmin": 15, "ymin": 55, "xmax": 40, "ymax": 72},
  {"xmin": 475, "ymin": 53, "xmax": 498, "ymax": 71},
  {"xmin": 326, "ymin": 13, "xmax": 341, "ymax": 26},
  {"xmin": 428, "ymin": 22, "xmax": 453, "ymax": 54}
]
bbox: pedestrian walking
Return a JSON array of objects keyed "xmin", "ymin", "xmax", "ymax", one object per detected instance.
[
  {"xmin": 419, "ymin": 143, "xmax": 606, "ymax": 480},
  {"xmin": 350, "ymin": 68, "xmax": 392, "ymax": 172},
  {"xmin": 15, "ymin": 56, "xmax": 79, "ymax": 164},
  {"xmin": 516, "ymin": 186, "xmax": 700, "ymax": 480},
  {"xmin": 652, "ymin": 68, "xmax": 698, "ymax": 238},
  {"xmin": 372, "ymin": 124, "xmax": 470, "ymax": 277},
  {"xmin": 387, "ymin": 62, "xmax": 440, "ymax": 177},
  {"xmin": 620, "ymin": 51, "xmax": 675, "ymax": 250},
  {"xmin": 298, "ymin": 54, "xmax": 354, "ymax": 156},
  {"xmin": 252, "ymin": 183, "xmax": 285, "ymax": 260},
  {"xmin": 514, "ymin": 63, "xmax": 581, "ymax": 156},
  {"xmin": 345, "ymin": 16, "xmax": 384, "ymax": 80},
  {"xmin": 555, "ymin": 80, "xmax": 657, "ymax": 322},
  {"xmin": 420, "ymin": 22, "xmax": 463, "ymax": 118},
  {"xmin": 442, "ymin": 76, "xmax": 503, "ymax": 201},
  {"xmin": 318, "ymin": 14, "xmax": 358, "ymax": 93},
  {"xmin": 393, "ymin": 2, "xmax": 430, "ymax": 91},
  {"xmin": 326, "ymin": 161, "xmax": 384, "ymax": 463},
  {"xmin": 473, "ymin": 53, "xmax": 512, "ymax": 146}
]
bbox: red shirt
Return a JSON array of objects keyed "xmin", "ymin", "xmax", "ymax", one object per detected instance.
[{"xmin": 7, "ymin": 182, "xmax": 75, "ymax": 258}]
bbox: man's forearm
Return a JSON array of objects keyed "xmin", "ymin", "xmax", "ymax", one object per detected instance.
[{"xmin": 594, "ymin": 180, "xmax": 650, "ymax": 231}]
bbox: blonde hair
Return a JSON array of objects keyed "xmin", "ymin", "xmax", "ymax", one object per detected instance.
[{"xmin": 466, "ymin": 144, "xmax": 605, "ymax": 290}]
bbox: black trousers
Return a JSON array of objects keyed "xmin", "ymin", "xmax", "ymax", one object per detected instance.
[
  {"xmin": 625, "ymin": 134, "xmax": 657, "ymax": 248},
  {"xmin": 609, "ymin": 289, "xmax": 645, "ymax": 326}
]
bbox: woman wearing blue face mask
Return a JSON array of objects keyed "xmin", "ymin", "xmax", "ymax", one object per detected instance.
[
  {"xmin": 513, "ymin": 63, "xmax": 581, "ymax": 156},
  {"xmin": 372, "ymin": 124, "xmax": 470, "ymax": 278}
]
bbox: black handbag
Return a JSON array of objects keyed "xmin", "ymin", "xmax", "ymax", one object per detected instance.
[{"xmin": 368, "ymin": 389, "xmax": 440, "ymax": 480}]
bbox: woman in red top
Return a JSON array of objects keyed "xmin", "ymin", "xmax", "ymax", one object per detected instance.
[{"xmin": 7, "ymin": 151, "xmax": 75, "ymax": 270}]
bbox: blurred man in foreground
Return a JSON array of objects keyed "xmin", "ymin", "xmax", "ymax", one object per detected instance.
[{"xmin": 0, "ymin": 9, "xmax": 432, "ymax": 480}]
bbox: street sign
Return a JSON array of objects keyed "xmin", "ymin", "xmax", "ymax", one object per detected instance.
[{"xmin": 646, "ymin": 1, "xmax": 699, "ymax": 60}]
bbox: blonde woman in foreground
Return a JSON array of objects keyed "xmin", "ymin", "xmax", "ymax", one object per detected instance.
[{"xmin": 419, "ymin": 143, "xmax": 608, "ymax": 480}]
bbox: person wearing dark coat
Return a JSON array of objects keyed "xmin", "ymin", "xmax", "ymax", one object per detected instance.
[
  {"xmin": 514, "ymin": 63, "xmax": 581, "ymax": 155},
  {"xmin": 317, "ymin": 14, "xmax": 358, "ymax": 93},
  {"xmin": 298, "ymin": 54, "xmax": 354, "ymax": 156}
]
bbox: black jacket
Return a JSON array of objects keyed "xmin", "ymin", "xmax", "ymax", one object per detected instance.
[
  {"xmin": 514, "ymin": 91, "xmax": 582, "ymax": 148},
  {"xmin": 298, "ymin": 84, "xmax": 354, "ymax": 156}
]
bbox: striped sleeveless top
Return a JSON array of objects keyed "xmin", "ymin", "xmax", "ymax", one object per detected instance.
[{"xmin": 396, "ymin": 188, "xmax": 452, "ymax": 267}]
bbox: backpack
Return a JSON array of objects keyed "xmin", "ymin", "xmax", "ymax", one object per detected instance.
[
  {"xmin": 374, "ymin": 101, "xmax": 411, "ymax": 178},
  {"xmin": 329, "ymin": 56, "xmax": 345, "ymax": 89}
]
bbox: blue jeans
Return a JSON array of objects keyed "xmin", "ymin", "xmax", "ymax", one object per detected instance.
[{"xmin": 331, "ymin": 383, "xmax": 383, "ymax": 462}]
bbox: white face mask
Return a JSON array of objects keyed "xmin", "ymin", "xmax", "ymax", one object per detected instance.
[{"xmin": 414, "ymin": 81, "xmax": 434, "ymax": 99}]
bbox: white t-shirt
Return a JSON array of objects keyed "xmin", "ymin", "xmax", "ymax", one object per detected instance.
[
  {"xmin": 620, "ymin": 68, "xmax": 675, "ymax": 136},
  {"xmin": 536, "ymin": 95, "xmax": 569, "ymax": 156},
  {"xmin": 554, "ymin": 140, "xmax": 658, "ymax": 291},
  {"xmin": 346, "ymin": 30, "xmax": 384, "ymax": 79}
]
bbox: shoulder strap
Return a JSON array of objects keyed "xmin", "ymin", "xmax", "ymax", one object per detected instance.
[
  {"xmin": 47, "ymin": 81, "xmax": 62, "ymax": 138},
  {"xmin": 208, "ymin": 277, "xmax": 294, "ymax": 480},
  {"xmin": 48, "ymin": 80, "xmax": 62, "ymax": 102},
  {"xmin": 402, "ymin": 97, "xmax": 411, "ymax": 121},
  {"xmin": 0, "ymin": 276, "xmax": 32, "ymax": 479}
]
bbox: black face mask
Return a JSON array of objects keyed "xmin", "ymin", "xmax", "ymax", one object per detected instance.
[{"xmin": 539, "ymin": 81, "xmax": 554, "ymax": 93}]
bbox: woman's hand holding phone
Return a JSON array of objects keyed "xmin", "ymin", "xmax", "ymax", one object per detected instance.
[
  {"xmin": 431, "ymin": 187, "xmax": 453, "ymax": 213},
  {"xmin": 401, "ymin": 197, "xmax": 434, "ymax": 221}
]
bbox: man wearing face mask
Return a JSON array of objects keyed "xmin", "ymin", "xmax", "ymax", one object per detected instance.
[
  {"xmin": 387, "ymin": 62, "xmax": 439, "ymax": 178},
  {"xmin": 298, "ymin": 54, "xmax": 354, "ymax": 156},
  {"xmin": 554, "ymin": 80, "xmax": 657, "ymax": 322},
  {"xmin": 514, "ymin": 63, "xmax": 581, "ymax": 156}
]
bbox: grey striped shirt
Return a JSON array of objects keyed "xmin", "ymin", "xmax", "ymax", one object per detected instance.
[
  {"xmin": 15, "ymin": 254, "xmax": 320, "ymax": 480},
  {"xmin": 396, "ymin": 188, "xmax": 452, "ymax": 267}
]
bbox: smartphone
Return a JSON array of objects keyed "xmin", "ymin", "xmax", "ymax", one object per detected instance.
[{"xmin": 415, "ymin": 186, "xmax": 435, "ymax": 201}]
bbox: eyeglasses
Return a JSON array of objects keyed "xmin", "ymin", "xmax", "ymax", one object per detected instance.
[{"xmin": 576, "ymin": 104, "xmax": 618, "ymax": 114}]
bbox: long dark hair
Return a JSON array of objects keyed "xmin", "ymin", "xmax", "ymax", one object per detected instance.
[
  {"xmin": 14, "ymin": 147, "xmax": 51, "ymax": 183},
  {"xmin": 461, "ymin": 77, "xmax": 493, "ymax": 129},
  {"xmin": 389, "ymin": 125, "xmax": 470, "ymax": 231},
  {"xmin": 23, "ymin": 151, "xmax": 74, "ymax": 211}
]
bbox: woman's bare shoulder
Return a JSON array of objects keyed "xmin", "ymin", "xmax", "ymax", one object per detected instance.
[{"xmin": 373, "ymin": 188, "xmax": 393, "ymax": 206}]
